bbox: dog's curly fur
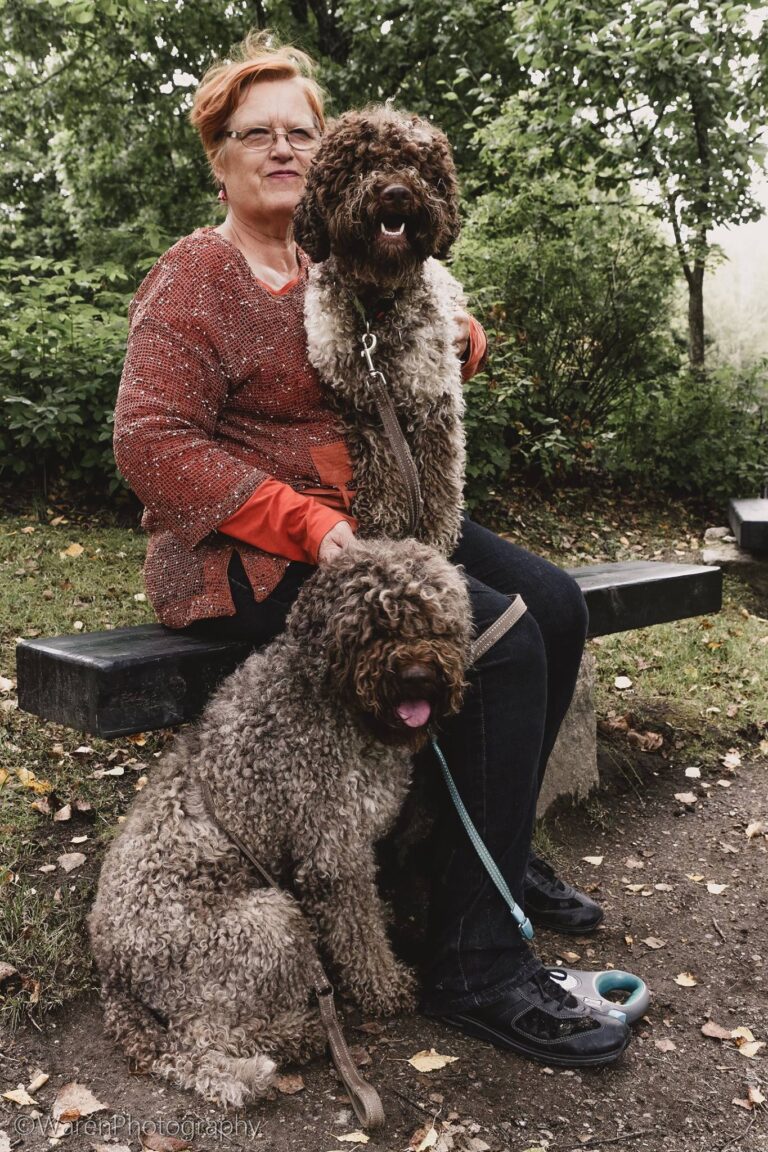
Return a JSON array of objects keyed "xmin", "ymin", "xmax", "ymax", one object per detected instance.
[
  {"xmin": 89, "ymin": 538, "xmax": 470, "ymax": 1108},
  {"xmin": 294, "ymin": 106, "xmax": 467, "ymax": 554}
]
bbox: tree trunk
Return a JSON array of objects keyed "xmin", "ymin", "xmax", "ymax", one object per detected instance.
[{"xmin": 688, "ymin": 260, "xmax": 705, "ymax": 370}]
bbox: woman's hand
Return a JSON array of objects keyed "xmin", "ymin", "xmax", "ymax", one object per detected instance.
[
  {"xmin": 452, "ymin": 308, "xmax": 471, "ymax": 359},
  {"xmin": 318, "ymin": 519, "xmax": 356, "ymax": 565}
]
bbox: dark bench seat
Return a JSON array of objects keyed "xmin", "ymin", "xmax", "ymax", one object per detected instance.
[
  {"xmin": 728, "ymin": 498, "xmax": 768, "ymax": 552},
  {"xmin": 16, "ymin": 560, "xmax": 722, "ymax": 738}
]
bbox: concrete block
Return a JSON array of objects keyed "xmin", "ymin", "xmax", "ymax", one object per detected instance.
[{"xmin": 537, "ymin": 650, "xmax": 599, "ymax": 815}]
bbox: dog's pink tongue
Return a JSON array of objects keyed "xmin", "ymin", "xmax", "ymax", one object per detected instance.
[{"xmin": 396, "ymin": 699, "xmax": 432, "ymax": 728}]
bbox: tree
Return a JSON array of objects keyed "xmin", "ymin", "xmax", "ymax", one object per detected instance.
[
  {"xmin": 0, "ymin": 0, "xmax": 522, "ymax": 277},
  {"xmin": 506, "ymin": 0, "xmax": 768, "ymax": 369}
]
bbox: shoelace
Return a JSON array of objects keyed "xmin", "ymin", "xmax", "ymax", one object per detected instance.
[{"xmin": 530, "ymin": 967, "xmax": 580, "ymax": 1012}]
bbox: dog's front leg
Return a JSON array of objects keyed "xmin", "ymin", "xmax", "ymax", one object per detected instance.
[{"xmin": 294, "ymin": 857, "xmax": 417, "ymax": 1017}]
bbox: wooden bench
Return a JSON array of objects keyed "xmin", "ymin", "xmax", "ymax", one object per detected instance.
[{"xmin": 16, "ymin": 560, "xmax": 722, "ymax": 738}]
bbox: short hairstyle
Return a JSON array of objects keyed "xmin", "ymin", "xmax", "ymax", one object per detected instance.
[{"xmin": 190, "ymin": 30, "xmax": 326, "ymax": 174}]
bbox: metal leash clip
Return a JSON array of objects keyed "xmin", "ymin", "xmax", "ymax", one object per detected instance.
[{"xmin": 361, "ymin": 330, "xmax": 378, "ymax": 373}]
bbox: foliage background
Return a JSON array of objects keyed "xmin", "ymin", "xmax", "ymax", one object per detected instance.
[{"xmin": 3, "ymin": 0, "xmax": 768, "ymax": 504}]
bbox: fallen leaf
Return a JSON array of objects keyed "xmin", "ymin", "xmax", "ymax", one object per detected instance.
[
  {"xmin": 626, "ymin": 729, "xmax": 664, "ymax": 751},
  {"xmin": 720, "ymin": 843, "xmax": 739, "ymax": 854},
  {"xmin": 16, "ymin": 768, "xmax": 52, "ymax": 794},
  {"xmin": 625, "ymin": 883, "xmax": 645, "ymax": 893},
  {"xmin": 54, "ymin": 804, "xmax": 72, "ymax": 822},
  {"xmin": 642, "ymin": 937, "xmax": 666, "ymax": 950},
  {"xmin": 674, "ymin": 792, "xmax": 697, "ymax": 805},
  {"xmin": 558, "ymin": 950, "xmax": 581, "ymax": 964},
  {"xmin": 702, "ymin": 1020, "xmax": 733, "ymax": 1040},
  {"xmin": 135, "ymin": 775, "xmax": 149, "ymax": 791},
  {"xmin": 654, "ymin": 883, "xmax": 673, "ymax": 892},
  {"xmin": 0, "ymin": 676, "xmax": 14, "ymax": 693},
  {"xmin": 733, "ymin": 1096, "xmax": 753, "ymax": 1111},
  {"xmin": 72, "ymin": 745, "xmax": 94, "ymax": 756},
  {"xmin": 685, "ymin": 766, "xmax": 701, "ymax": 779},
  {"xmin": 731, "ymin": 1027, "xmax": 756, "ymax": 1043},
  {"xmin": 31, "ymin": 796, "xmax": 52, "ymax": 816},
  {"xmin": 49, "ymin": 515, "xmax": 67, "ymax": 526},
  {"xmin": 0, "ymin": 1130, "xmax": 10, "ymax": 1152},
  {"xmin": 275, "ymin": 1073, "xmax": 305, "ymax": 1095},
  {"xmin": 26, "ymin": 1071, "xmax": 48, "ymax": 1094},
  {"xmin": 707, "ymin": 882, "xmax": 727, "ymax": 895},
  {"xmin": 92, "ymin": 766, "xmax": 125, "ymax": 779},
  {"xmin": 133, "ymin": 592, "xmax": 147, "ymax": 602},
  {"xmin": 57, "ymin": 852, "xmax": 86, "ymax": 873},
  {"xmin": 38, "ymin": 864, "xmax": 56, "ymax": 873},
  {"xmin": 614, "ymin": 675, "xmax": 633, "ymax": 690},
  {"xmin": 722, "ymin": 749, "xmax": 741, "ymax": 771},
  {"xmin": 624, "ymin": 856, "xmax": 644, "ymax": 869},
  {"xmin": 128, "ymin": 732, "xmax": 148, "ymax": 746},
  {"xmin": 687, "ymin": 873, "xmax": 705, "ymax": 882},
  {"xmin": 737, "ymin": 1041, "xmax": 765, "ymax": 1059},
  {"xmin": 93, "ymin": 1145, "xmax": 131, "ymax": 1152},
  {"xmin": 717, "ymin": 779, "xmax": 733, "ymax": 789},
  {"xmin": 140, "ymin": 1136, "xmax": 191, "ymax": 1152},
  {"xmin": 746, "ymin": 821, "xmax": 766, "ymax": 840},
  {"xmin": 408, "ymin": 1049, "xmax": 459, "ymax": 1073},
  {"xmin": 59, "ymin": 542, "xmax": 84, "ymax": 559},
  {"xmin": 582, "ymin": 855, "xmax": 604, "ymax": 866},
  {"xmin": 674, "ymin": 972, "xmax": 697, "ymax": 987},
  {"xmin": 749, "ymin": 1085, "xmax": 766, "ymax": 1105},
  {"xmin": 52, "ymin": 1082, "xmax": 107, "ymax": 1122},
  {"xmin": 335, "ymin": 1133, "xmax": 370, "ymax": 1145},
  {"xmin": 71, "ymin": 835, "xmax": 88, "ymax": 844},
  {"xmin": 410, "ymin": 1125, "xmax": 439, "ymax": 1151},
  {"xmin": 655, "ymin": 1038, "xmax": 676, "ymax": 1052},
  {"xmin": 2, "ymin": 1086, "xmax": 37, "ymax": 1107}
]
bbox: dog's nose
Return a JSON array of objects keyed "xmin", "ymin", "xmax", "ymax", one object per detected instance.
[
  {"xmin": 399, "ymin": 663, "xmax": 437, "ymax": 691},
  {"xmin": 381, "ymin": 183, "xmax": 413, "ymax": 212}
]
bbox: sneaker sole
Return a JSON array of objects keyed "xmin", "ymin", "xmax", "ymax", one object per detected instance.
[
  {"xmin": 526, "ymin": 906, "xmax": 605, "ymax": 935},
  {"xmin": 439, "ymin": 1011, "xmax": 631, "ymax": 1067}
]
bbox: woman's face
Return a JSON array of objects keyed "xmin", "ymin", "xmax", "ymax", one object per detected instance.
[{"xmin": 214, "ymin": 77, "xmax": 320, "ymax": 229}]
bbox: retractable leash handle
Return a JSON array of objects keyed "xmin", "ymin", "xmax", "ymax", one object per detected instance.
[{"xmin": 546, "ymin": 968, "xmax": 651, "ymax": 1025}]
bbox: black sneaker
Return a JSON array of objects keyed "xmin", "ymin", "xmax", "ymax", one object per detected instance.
[
  {"xmin": 439, "ymin": 965, "xmax": 631, "ymax": 1067},
  {"xmin": 524, "ymin": 855, "xmax": 604, "ymax": 934}
]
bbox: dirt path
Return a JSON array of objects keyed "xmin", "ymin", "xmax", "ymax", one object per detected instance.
[{"xmin": 1, "ymin": 747, "xmax": 766, "ymax": 1152}]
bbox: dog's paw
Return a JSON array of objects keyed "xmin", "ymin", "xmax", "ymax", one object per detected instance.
[{"xmin": 357, "ymin": 962, "xmax": 418, "ymax": 1017}]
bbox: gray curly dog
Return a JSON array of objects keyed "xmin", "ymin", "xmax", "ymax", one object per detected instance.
[{"xmin": 89, "ymin": 538, "xmax": 471, "ymax": 1108}]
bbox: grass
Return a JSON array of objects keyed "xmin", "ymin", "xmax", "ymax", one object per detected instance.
[{"xmin": 2, "ymin": 488, "xmax": 768, "ymax": 1027}]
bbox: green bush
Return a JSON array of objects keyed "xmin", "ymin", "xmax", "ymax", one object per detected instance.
[
  {"xmin": 0, "ymin": 257, "xmax": 133, "ymax": 496},
  {"xmin": 455, "ymin": 98, "xmax": 680, "ymax": 490},
  {"xmin": 601, "ymin": 364, "xmax": 768, "ymax": 500}
]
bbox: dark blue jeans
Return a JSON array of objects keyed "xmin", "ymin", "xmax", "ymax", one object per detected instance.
[{"xmin": 193, "ymin": 518, "xmax": 588, "ymax": 1013}]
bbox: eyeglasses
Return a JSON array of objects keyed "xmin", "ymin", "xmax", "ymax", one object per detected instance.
[{"xmin": 221, "ymin": 126, "xmax": 321, "ymax": 152}]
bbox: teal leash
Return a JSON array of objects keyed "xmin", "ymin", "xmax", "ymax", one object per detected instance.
[{"xmin": 431, "ymin": 736, "xmax": 534, "ymax": 942}]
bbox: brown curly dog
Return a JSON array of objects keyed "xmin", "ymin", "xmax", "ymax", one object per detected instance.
[
  {"xmin": 295, "ymin": 106, "xmax": 468, "ymax": 555},
  {"xmin": 89, "ymin": 538, "xmax": 470, "ymax": 1109}
]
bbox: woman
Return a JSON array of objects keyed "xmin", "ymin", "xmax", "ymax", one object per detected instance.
[{"xmin": 114, "ymin": 31, "xmax": 631, "ymax": 1067}]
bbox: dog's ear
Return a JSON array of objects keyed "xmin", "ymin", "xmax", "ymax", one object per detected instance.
[
  {"xmin": 433, "ymin": 193, "xmax": 462, "ymax": 260},
  {"xmin": 293, "ymin": 178, "xmax": 331, "ymax": 262}
]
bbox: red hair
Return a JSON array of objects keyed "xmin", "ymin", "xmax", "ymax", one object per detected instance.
[{"xmin": 190, "ymin": 30, "xmax": 325, "ymax": 173}]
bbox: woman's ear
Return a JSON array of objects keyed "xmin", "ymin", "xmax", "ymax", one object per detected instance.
[{"xmin": 293, "ymin": 179, "xmax": 331, "ymax": 262}]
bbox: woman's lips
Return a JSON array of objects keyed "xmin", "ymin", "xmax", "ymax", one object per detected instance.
[{"xmin": 268, "ymin": 171, "xmax": 302, "ymax": 179}]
